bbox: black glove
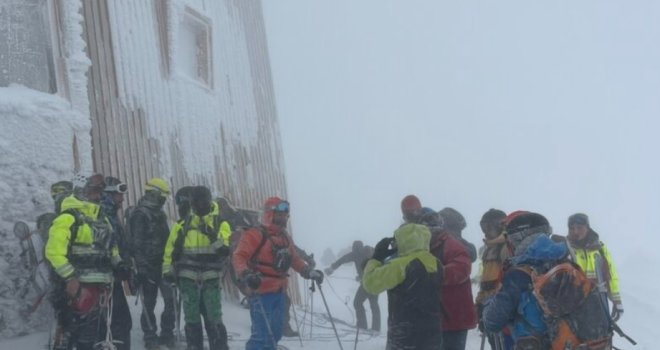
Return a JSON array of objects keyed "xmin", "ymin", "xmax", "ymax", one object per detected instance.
[
  {"xmin": 372, "ymin": 237, "xmax": 395, "ymax": 262},
  {"xmin": 307, "ymin": 269, "xmax": 324, "ymax": 285},
  {"xmin": 114, "ymin": 261, "xmax": 131, "ymax": 281},
  {"xmin": 163, "ymin": 272, "xmax": 176, "ymax": 285},
  {"xmin": 216, "ymin": 245, "xmax": 230, "ymax": 257},
  {"xmin": 611, "ymin": 302, "xmax": 624, "ymax": 322},
  {"xmin": 242, "ymin": 271, "xmax": 261, "ymax": 290}
]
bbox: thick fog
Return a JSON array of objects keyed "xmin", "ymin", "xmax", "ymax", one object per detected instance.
[{"xmin": 262, "ymin": 1, "xmax": 660, "ymax": 279}]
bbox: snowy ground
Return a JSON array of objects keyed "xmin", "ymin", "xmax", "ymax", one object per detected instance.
[{"xmin": 0, "ymin": 263, "xmax": 648, "ymax": 349}]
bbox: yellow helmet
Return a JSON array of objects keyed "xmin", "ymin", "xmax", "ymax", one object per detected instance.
[{"xmin": 145, "ymin": 177, "xmax": 170, "ymax": 195}]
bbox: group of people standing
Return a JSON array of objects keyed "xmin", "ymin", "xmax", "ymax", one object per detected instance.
[
  {"xmin": 34, "ymin": 174, "xmax": 624, "ymax": 350},
  {"xmin": 41, "ymin": 173, "xmax": 323, "ymax": 350},
  {"xmin": 337, "ymin": 194, "xmax": 623, "ymax": 350}
]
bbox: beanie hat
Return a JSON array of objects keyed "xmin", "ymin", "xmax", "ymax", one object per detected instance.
[
  {"xmin": 568, "ymin": 213, "xmax": 589, "ymax": 227},
  {"xmin": 480, "ymin": 208, "xmax": 506, "ymax": 225},
  {"xmin": 438, "ymin": 207, "xmax": 466, "ymax": 232},
  {"xmin": 401, "ymin": 195, "xmax": 422, "ymax": 221},
  {"xmin": 145, "ymin": 177, "xmax": 170, "ymax": 195},
  {"xmin": 174, "ymin": 186, "xmax": 194, "ymax": 206},
  {"xmin": 419, "ymin": 207, "xmax": 444, "ymax": 229}
]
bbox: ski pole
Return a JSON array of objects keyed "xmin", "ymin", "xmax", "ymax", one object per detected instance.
[
  {"xmin": 595, "ymin": 254, "xmax": 637, "ymax": 345},
  {"xmin": 480, "ymin": 332, "xmax": 486, "ymax": 350},
  {"xmin": 315, "ymin": 280, "xmax": 344, "ymax": 350},
  {"xmin": 309, "ymin": 281, "xmax": 315, "ymax": 339},
  {"xmin": 353, "ymin": 326, "xmax": 359, "ymax": 350},
  {"xmin": 290, "ymin": 296, "xmax": 304, "ymax": 347},
  {"xmin": 254, "ymin": 293, "xmax": 278, "ymax": 349},
  {"xmin": 171, "ymin": 283, "xmax": 181, "ymax": 342}
]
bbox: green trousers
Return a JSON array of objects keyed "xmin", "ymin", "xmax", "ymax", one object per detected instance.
[{"xmin": 179, "ymin": 278, "xmax": 222, "ymax": 325}]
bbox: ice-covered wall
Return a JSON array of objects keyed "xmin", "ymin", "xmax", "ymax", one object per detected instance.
[
  {"xmin": 0, "ymin": 0, "xmax": 92, "ymax": 338},
  {"xmin": 102, "ymin": 0, "xmax": 287, "ymax": 209},
  {"xmin": 0, "ymin": 86, "xmax": 91, "ymax": 338}
]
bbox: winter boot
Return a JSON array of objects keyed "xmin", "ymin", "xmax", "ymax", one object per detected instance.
[
  {"xmin": 184, "ymin": 323, "xmax": 204, "ymax": 350},
  {"xmin": 158, "ymin": 333, "xmax": 176, "ymax": 349},
  {"xmin": 207, "ymin": 323, "xmax": 229, "ymax": 350},
  {"xmin": 144, "ymin": 335, "xmax": 161, "ymax": 350},
  {"xmin": 282, "ymin": 324, "xmax": 300, "ymax": 337}
]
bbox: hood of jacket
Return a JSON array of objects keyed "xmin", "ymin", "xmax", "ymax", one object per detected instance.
[
  {"xmin": 61, "ymin": 194, "xmax": 100, "ymax": 220},
  {"xmin": 394, "ymin": 223, "xmax": 431, "ymax": 256}
]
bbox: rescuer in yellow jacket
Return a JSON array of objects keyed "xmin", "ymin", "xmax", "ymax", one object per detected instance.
[
  {"xmin": 45, "ymin": 174, "xmax": 122, "ymax": 350},
  {"xmin": 567, "ymin": 213, "xmax": 624, "ymax": 321},
  {"xmin": 162, "ymin": 186, "xmax": 231, "ymax": 350}
]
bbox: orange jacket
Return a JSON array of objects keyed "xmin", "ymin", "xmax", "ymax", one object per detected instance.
[{"xmin": 232, "ymin": 225, "xmax": 307, "ymax": 294}]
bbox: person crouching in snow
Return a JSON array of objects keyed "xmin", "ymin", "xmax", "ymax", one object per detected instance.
[
  {"xmin": 232, "ymin": 197, "xmax": 323, "ymax": 350},
  {"xmin": 362, "ymin": 223, "xmax": 443, "ymax": 349}
]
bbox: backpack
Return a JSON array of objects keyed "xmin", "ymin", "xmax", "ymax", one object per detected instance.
[
  {"xmin": 170, "ymin": 207, "xmax": 227, "ymax": 263},
  {"xmin": 123, "ymin": 205, "xmax": 153, "ymax": 256},
  {"xmin": 520, "ymin": 262, "xmax": 612, "ymax": 350}
]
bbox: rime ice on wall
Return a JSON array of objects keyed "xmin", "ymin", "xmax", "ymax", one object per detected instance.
[
  {"xmin": 101, "ymin": 0, "xmax": 287, "ymax": 209},
  {"xmin": 0, "ymin": 0, "xmax": 92, "ymax": 338},
  {"xmin": 0, "ymin": 86, "xmax": 91, "ymax": 338}
]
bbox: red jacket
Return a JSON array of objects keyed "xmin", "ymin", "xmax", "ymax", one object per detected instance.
[
  {"xmin": 232, "ymin": 225, "xmax": 307, "ymax": 294},
  {"xmin": 431, "ymin": 231, "xmax": 477, "ymax": 331}
]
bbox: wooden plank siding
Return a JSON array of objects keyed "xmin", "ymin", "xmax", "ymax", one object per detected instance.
[{"xmin": 81, "ymin": 0, "xmax": 298, "ymax": 302}]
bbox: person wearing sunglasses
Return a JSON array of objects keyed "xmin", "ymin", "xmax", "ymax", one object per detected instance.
[
  {"xmin": 232, "ymin": 197, "xmax": 324, "ymax": 350},
  {"xmin": 127, "ymin": 177, "xmax": 175, "ymax": 349}
]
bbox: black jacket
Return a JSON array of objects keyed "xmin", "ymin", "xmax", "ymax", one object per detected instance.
[{"xmin": 129, "ymin": 198, "xmax": 170, "ymax": 274}]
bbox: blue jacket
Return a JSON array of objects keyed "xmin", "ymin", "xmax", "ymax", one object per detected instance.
[{"xmin": 482, "ymin": 234, "xmax": 568, "ymax": 342}]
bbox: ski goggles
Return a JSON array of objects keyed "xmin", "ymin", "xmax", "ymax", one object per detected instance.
[
  {"xmin": 104, "ymin": 183, "xmax": 128, "ymax": 194},
  {"xmin": 269, "ymin": 201, "xmax": 290, "ymax": 213}
]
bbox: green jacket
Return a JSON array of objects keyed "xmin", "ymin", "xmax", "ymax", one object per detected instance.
[
  {"xmin": 362, "ymin": 224, "xmax": 439, "ymax": 295},
  {"xmin": 363, "ymin": 224, "xmax": 443, "ymax": 345}
]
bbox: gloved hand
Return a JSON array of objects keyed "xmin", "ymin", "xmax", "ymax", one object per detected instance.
[
  {"xmin": 476, "ymin": 303, "xmax": 485, "ymax": 333},
  {"xmin": 216, "ymin": 245, "xmax": 230, "ymax": 257},
  {"xmin": 65, "ymin": 277, "xmax": 80, "ymax": 298},
  {"xmin": 114, "ymin": 261, "xmax": 131, "ymax": 281},
  {"xmin": 611, "ymin": 302, "xmax": 624, "ymax": 322},
  {"xmin": 163, "ymin": 272, "xmax": 176, "ymax": 285},
  {"xmin": 307, "ymin": 269, "xmax": 324, "ymax": 285},
  {"xmin": 372, "ymin": 237, "xmax": 395, "ymax": 262},
  {"xmin": 324, "ymin": 266, "xmax": 335, "ymax": 276},
  {"xmin": 242, "ymin": 271, "xmax": 262, "ymax": 290}
]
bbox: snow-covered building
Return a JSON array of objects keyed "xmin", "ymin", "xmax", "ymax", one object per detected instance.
[{"xmin": 0, "ymin": 0, "xmax": 290, "ymax": 337}]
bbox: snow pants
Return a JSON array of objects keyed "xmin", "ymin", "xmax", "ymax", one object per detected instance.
[
  {"xmin": 180, "ymin": 278, "xmax": 228, "ymax": 350},
  {"xmin": 111, "ymin": 280, "xmax": 132, "ymax": 350},
  {"xmin": 354, "ymin": 285, "xmax": 381, "ymax": 331},
  {"xmin": 140, "ymin": 275, "xmax": 175, "ymax": 346},
  {"xmin": 386, "ymin": 323, "xmax": 442, "ymax": 350},
  {"xmin": 441, "ymin": 329, "xmax": 468, "ymax": 350},
  {"xmin": 247, "ymin": 291, "xmax": 285, "ymax": 350}
]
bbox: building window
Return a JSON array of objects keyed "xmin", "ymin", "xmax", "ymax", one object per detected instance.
[
  {"xmin": 0, "ymin": 0, "xmax": 61, "ymax": 94},
  {"xmin": 178, "ymin": 7, "xmax": 212, "ymax": 87},
  {"xmin": 153, "ymin": 0, "xmax": 170, "ymax": 77}
]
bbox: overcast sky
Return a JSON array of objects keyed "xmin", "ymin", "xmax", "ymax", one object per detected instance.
[{"xmin": 261, "ymin": 1, "xmax": 660, "ymax": 275}]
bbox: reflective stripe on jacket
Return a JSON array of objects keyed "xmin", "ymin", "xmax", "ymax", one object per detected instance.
[
  {"xmin": 572, "ymin": 242, "xmax": 621, "ymax": 303},
  {"xmin": 162, "ymin": 202, "xmax": 231, "ymax": 280},
  {"xmin": 45, "ymin": 195, "xmax": 120, "ymax": 284}
]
